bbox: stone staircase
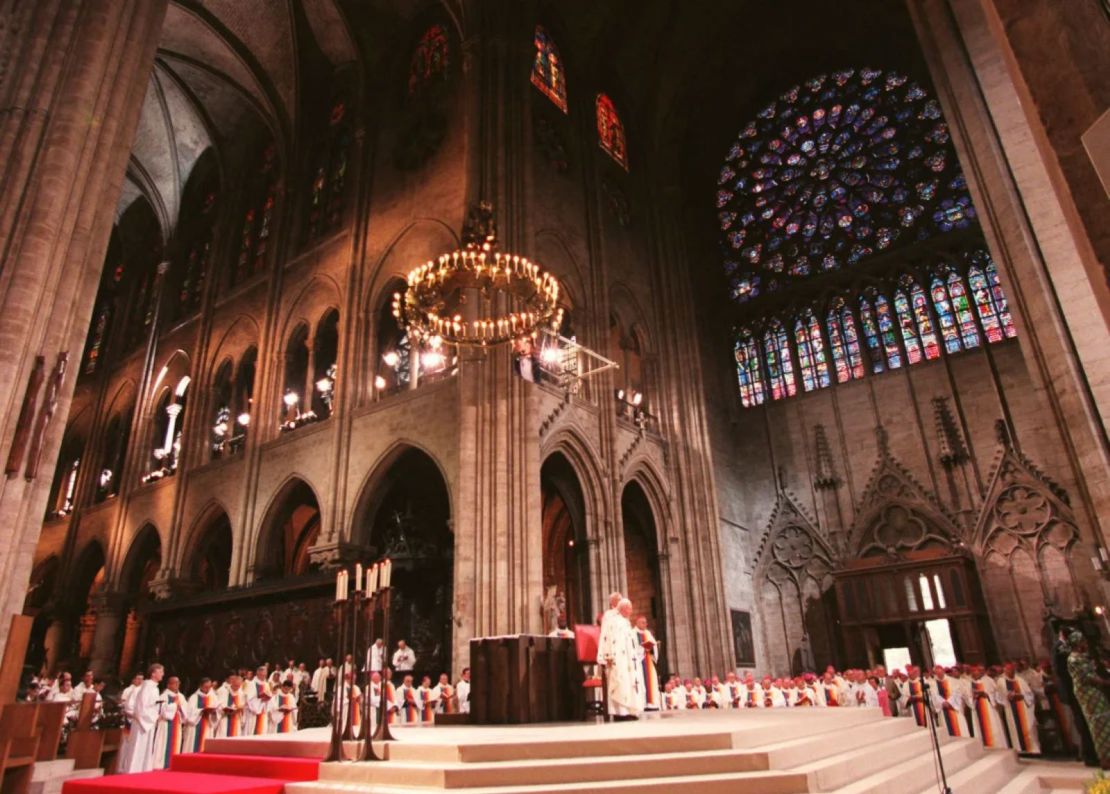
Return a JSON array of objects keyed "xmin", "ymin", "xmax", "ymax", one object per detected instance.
[
  {"xmin": 270, "ymin": 710, "xmax": 1093, "ymax": 794},
  {"xmin": 29, "ymin": 759, "xmax": 103, "ymax": 794}
]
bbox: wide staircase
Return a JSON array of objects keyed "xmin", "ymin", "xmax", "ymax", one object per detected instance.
[{"xmin": 284, "ymin": 709, "xmax": 1092, "ymax": 794}]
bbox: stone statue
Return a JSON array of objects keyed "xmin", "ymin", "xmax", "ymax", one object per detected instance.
[{"xmin": 541, "ymin": 586, "xmax": 559, "ymax": 634}]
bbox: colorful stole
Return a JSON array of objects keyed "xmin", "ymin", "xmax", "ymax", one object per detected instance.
[
  {"xmin": 276, "ymin": 693, "xmax": 295, "ymax": 734},
  {"xmin": 161, "ymin": 694, "xmax": 183, "ymax": 768},
  {"xmin": 440, "ymin": 685, "xmax": 455, "ymax": 714},
  {"xmin": 937, "ymin": 679, "xmax": 962, "ymax": 737},
  {"xmin": 637, "ymin": 630, "xmax": 660, "ymax": 708},
  {"xmin": 746, "ymin": 686, "xmax": 756, "ymax": 707},
  {"xmin": 348, "ymin": 688, "xmax": 361, "ymax": 734},
  {"xmin": 420, "ymin": 689, "xmax": 436, "ymax": 722},
  {"xmin": 385, "ymin": 682, "xmax": 398, "ymax": 725},
  {"xmin": 253, "ymin": 681, "xmax": 271, "ymax": 735},
  {"xmin": 192, "ymin": 691, "xmax": 218, "ymax": 752},
  {"xmin": 825, "ymin": 684, "xmax": 839, "ymax": 706},
  {"xmin": 1004, "ymin": 677, "xmax": 1033, "ymax": 751},
  {"xmin": 225, "ymin": 689, "xmax": 244, "ymax": 737},
  {"xmin": 728, "ymin": 684, "xmax": 740, "ymax": 708},
  {"xmin": 401, "ymin": 686, "xmax": 420, "ymax": 723},
  {"xmin": 972, "ymin": 680, "xmax": 995, "ymax": 746},
  {"xmin": 908, "ymin": 679, "xmax": 927, "ymax": 727}
]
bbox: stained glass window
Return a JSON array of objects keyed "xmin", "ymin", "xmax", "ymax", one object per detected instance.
[
  {"xmin": 307, "ymin": 96, "xmax": 352, "ymax": 242},
  {"xmin": 409, "ymin": 24, "xmax": 449, "ymax": 95},
  {"xmin": 764, "ymin": 320, "xmax": 797, "ymax": 400},
  {"xmin": 596, "ymin": 94, "xmax": 628, "ymax": 170},
  {"xmin": 794, "ymin": 312, "xmax": 830, "ymax": 392},
  {"xmin": 967, "ymin": 254, "xmax": 1012, "ymax": 343},
  {"xmin": 894, "ymin": 289, "xmax": 923, "ymax": 364},
  {"xmin": 984, "ymin": 256, "xmax": 1016, "ymax": 339},
  {"xmin": 827, "ymin": 298, "xmax": 864, "ymax": 383},
  {"xmin": 947, "ymin": 269, "xmax": 980, "ymax": 349},
  {"xmin": 719, "ymin": 68, "xmax": 976, "ymax": 306},
  {"xmin": 873, "ymin": 293, "xmax": 903, "ymax": 369},
  {"xmin": 734, "ymin": 332, "xmax": 764, "ymax": 407},
  {"xmin": 930, "ymin": 275, "xmax": 961, "ymax": 354},
  {"xmin": 84, "ymin": 301, "xmax": 111, "ymax": 375},
  {"xmin": 858, "ymin": 298, "xmax": 886, "ymax": 374},
  {"xmin": 235, "ymin": 143, "xmax": 277, "ymax": 285},
  {"xmin": 176, "ymin": 177, "xmax": 217, "ymax": 319},
  {"xmin": 531, "ymin": 26, "xmax": 567, "ymax": 113},
  {"xmin": 909, "ymin": 280, "xmax": 941, "ymax": 360}
]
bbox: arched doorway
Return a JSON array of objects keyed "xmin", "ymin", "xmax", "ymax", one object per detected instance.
[
  {"xmin": 621, "ymin": 480, "xmax": 666, "ymax": 661},
  {"xmin": 356, "ymin": 448, "xmax": 453, "ymax": 679},
  {"xmin": 190, "ymin": 511, "xmax": 233, "ymax": 590},
  {"xmin": 256, "ymin": 479, "xmax": 322, "ymax": 579},
  {"xmin": 69, "ymin": 543, "xmax": 107, "ymax": 670},
  {"xmin": 23, "ymin": 556, "xmax": 59, "ymax": 673},
  {"xmin": 118, "ymin": 526, "xmax": 161, "ymax": 676},
  {"xmin": 540, "ymin": 453, "xmax": 591, "ymax": 627}
]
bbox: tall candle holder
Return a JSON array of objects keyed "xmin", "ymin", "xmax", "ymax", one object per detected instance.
[
  {"xmin": 359, "ymin": 587, "xmax": 382, "ymax": 762},
  {"xmin": 347, "ymin": 579, "xmax": 363, "ymax": 744},
  {"xmin": 373, "ymin": 574, "xmax": 396, "ymax": 742},
  {"xmin": 325, "ymin": 590, "xmax": 348, "ymax": 762}
]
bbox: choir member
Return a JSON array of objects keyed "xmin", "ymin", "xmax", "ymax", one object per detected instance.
[
  {"xmin": 417, "ymin": 675, "xmax": 437, "ymax": 723},
  {"xmin": 184, "ymin": 678, "xmax": 221, "ymax": 753},
  {"xmin": 152, "ymin": 676, "xmax": 187, "ymax": 770},
  {"xmin": 247, "ymin": 665, "xmax": 273, "ymax": 735},
  {"xmin": 218, "ymin": 674, "xmax": 247, "ymax": 737},
  {"xmin": 436, "ymin": 673, "xmax": 455, "ymax": 714},
  {"xmin": 271, "ymin": 679, "xmax": 298, "ymax": 734},
  {"xmin": 119, "ymin": 664, "xmax": 163, "ymax": 773},
  {"xmin": 396, "ymin": 674, "xmax": 421, "ymax": 724}
]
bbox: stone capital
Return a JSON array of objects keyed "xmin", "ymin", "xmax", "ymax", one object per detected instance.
[
  {"xmin": 307, "ymin": 539, "xmax": 372, "ymax": 571},
  {"xmin": 148, "ymin": 570, "xmax": 202, "ymax": 601},
  {"xmin": 88, "ymin": 590, "xmax": 127, "ymax": 615}
]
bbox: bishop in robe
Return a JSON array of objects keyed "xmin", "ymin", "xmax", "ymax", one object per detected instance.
[
  {"xmin": 152, "ymin": 676, "xmax": 188, "ymax": 770},
  {"xmin": 999, "ymin": 662, "xmax": 1040, "ymax": 754},
  {"xmin": 119, "ymin": 664, "xmax": 163, "ymax": 773},
  {"xmin": 417, "ymin": 676, "xmax": 437, "ymax": 723},
  {"xmin": 969, "ymin": 666, "xmax": 1007, "ymax": 748},
  {"xmin": 340, "ymin": 672, "xmax": 363, "ymax": 739},
  {"xmin": 436, "ymin": 673, "xmax": 456, "ymax": 714},
  {"xmin": 900, "ymin": 667, "xmax": 929, "ymax": 727},
  {"xmin": 930, "ymin": 665, "xmax": 969, "ymax": 738},
  {"xmin": 396, "ymin": 674, "xmax": 422, "ymax": 724},
  {"xmin": 604, "ymin": 598, "xmax": 643, "ymax": 720}
]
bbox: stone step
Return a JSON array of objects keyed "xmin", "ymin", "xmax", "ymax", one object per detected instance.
[
  {"xmin": 795, "ymin": 725, "xmax": 954, "ymax": 791},
  {"xmin": 754, "ymin": 716, "xmax": 921, "ymax": 770},
  {"xmin": 31, "ymin": 759, "xmax": 77, "ymax": 781},
  {"xmin": 288, "ymin": 767, "xmax": 813, "ymax": 794},
  {"xmin": 993, "ymin": 761, "xmax": 1093, "ymax": 794},
  {"xmin": 823, "ymin": 735, "xmax": 985, "ymax": 794},
  {"xmin": 29, "ymin": 765, "xmax": 102, "ymax": 794},
  {"xmin": 909, "ymin": 748, "xmax": 1016, "ymax": 794}
]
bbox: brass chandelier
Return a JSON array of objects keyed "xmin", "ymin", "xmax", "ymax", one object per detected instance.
[{"xmin": 393, "ymin": 203, "xmax": 564, "ymax": 347}]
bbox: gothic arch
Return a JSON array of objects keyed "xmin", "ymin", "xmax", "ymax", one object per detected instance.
[
  {"xmin": 206, "ymin": 314, "xmax": 261, "ymax": 380},
  {"xmin": 253, "ymin": 475, "xmax": 324, "ymax": 580},
  {"xmin": 752, "ymin": 490, "xmax": 837, "ymax": 675},
  {"xmin": 540, "ymin": 426, "xmax": 608, "ymax": 536},
  {"xmin": 348, "ymin": 439, "xmax": 454, "ymax": 543},
  {"xmin": 847, "ymin": 438, "xmax": 961, "ymax": 557},
  {"xmin": 178, "ymin": 499, "xmax": 234, "ymax": 574}
]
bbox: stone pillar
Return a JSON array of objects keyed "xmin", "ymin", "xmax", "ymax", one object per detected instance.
[
  {"xmin": 0, "ymin": 0, "xmax": 168, "ymax": 662},
  {"xmin": 88, "ymin": 591, "xmax": 127, "ymax": 677},
  {"xmin": 42, "ymin": 616, "xmax": 67, "ymax": 674}
]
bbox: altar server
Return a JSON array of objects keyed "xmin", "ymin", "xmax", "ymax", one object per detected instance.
[
  {"xmin": 115, "ymin": 673, "xmax": 144, "ymax": 772},
  {"xmin": 271, "ymin": 679, "xmax": 298, "ymax": 734},
  {"xmin": 969, "ymin": 666, "xmax": 1007, "ymax": 748},
  {"xmin": 152, "ymin": 676, "xmax": 188, "ymax": 770},
  {"xmin": 930, "ymin": 666, "xmax": 969, "ymax": 738},
  {"xmin": 999, "ymin": 662, "xmax": 1040, "ymax": 753},
  {"xmin": 120, "ymin": 664, "xmax": 163, "ymax": 773},
  {"xmin": 184, "ymin": 678, "xmax": 221, "ymax": 753}
]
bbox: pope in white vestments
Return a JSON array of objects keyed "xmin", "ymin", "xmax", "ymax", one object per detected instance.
[
  {"xmin": 119, "ymin": 665, "xmax": 164, "ymax": 773},
  {"xmin": 603, "ymin": 599, "xmax": 643, "ymax": 719}
]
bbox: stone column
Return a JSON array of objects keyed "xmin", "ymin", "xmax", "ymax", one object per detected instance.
[
  {"xmin": 88, "ymin": 591, "xmax": 127, "ymax": 677},
  {"xmin": 0, "ymin": 0, "xmax": 168, "ymax": 662},
  {"xmin": 42, "ymin": 614, "xmax": 67, "ymax": 674}
]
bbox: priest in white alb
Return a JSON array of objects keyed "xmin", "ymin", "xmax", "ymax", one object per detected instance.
[
  {"xmin": 120, "ymin": 664, "xmax": 163, "ymax": 773},
  {"xmin": 603, "ymin": 598, "xmax": 643, "ymax": 720}
]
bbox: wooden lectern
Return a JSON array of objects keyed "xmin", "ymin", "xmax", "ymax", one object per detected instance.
[{"xmin": 469, "ymin": 634, "xmax": 584, "ymax": 724}]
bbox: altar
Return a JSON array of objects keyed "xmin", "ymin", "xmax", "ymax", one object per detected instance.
[{"xmin": 468, "ymin": 634, "xmax": 584, "ymax": 724}]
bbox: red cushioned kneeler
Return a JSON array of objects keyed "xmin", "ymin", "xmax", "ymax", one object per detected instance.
[
  {"xmin": 62, "ymin": 771, "xmax": 284, "ymax": 794},
  {"xmin": 172, "ymin": 753, "xmax": 320, "ymax": 781}
]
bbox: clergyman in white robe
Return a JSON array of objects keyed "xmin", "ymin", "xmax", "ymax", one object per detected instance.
[
  {"xmin": 604, "ymin": 600, "xmax": 643, "ymax": 719},
  {"xmin": 119, "ymin": 666, "xmax": 163, "ymax": 773}
]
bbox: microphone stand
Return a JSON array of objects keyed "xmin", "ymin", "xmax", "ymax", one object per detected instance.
[{"xmin": 915, "ymin": 624, "xmax": 952, "ymax": 794}]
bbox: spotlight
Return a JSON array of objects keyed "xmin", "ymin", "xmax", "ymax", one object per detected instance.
[
  {"xmin": 283, "ymin": 391, "xmax": 298, "ymax": 407},
  {"xmin": 382, "ymin": 351, "xmax": 400, "ymax": 367},
  {"xmin": 616, "ymin": 389, "xmax": 625, "ymax": 401},
  {"xmin": 421, "ymin": 350, "xmax": 445, "ymax": 369},
  {"xmin": 374, "ymin": 375, "xmax": 387, "ymax": 390},
  {"xmin": 237, "ymin": 413, "xmax": 251, "ymax": 426},
  {"xmin": 540, "ymin": 346, "xmax": 560, "ymax": 365},
  {"xmin": 631, "ymin": 391, "xmax": 643, "ymax": 407},
  {"xmin": 316, "ymin": 377, "xmax": 333, "ymax": 393}
]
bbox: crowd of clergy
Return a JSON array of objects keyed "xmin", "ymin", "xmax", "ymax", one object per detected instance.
[
  {"xmin": 592, "ymin": 592, "xmax": 1088, "ymax": 762},
  {"xmin": 26, "ymin": 642, "xmax": 474, "ymax": 775}
]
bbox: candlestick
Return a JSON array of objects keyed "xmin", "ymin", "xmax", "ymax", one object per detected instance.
[
  {"xmin": 355, "ymin": 563, "xmax": 363, "ymax": 593},
  {"xmin": 335, "ymin": 571, "xmax": 342, "ymax": 602}
]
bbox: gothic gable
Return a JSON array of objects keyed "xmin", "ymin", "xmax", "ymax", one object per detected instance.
[{"xmin": 753, "ymin": 490, "xmax": 835, "ymax": 588}]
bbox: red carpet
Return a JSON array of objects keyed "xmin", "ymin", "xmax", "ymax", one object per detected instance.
[
  {"xmin": 61, "ymin": 771, "xmax": 285, "ymax": 794},
  {"xmin": 172, "ymin": 754, "xmax": 321, "ymax": 781},
  {"xmin": 62, "ymin": 752, "xmax": 322, "ymax": 794}
]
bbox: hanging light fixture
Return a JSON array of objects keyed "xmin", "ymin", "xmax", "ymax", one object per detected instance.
[{"xmin": 393, "ymin": 202, "xmax": 564, "ymax": 347}]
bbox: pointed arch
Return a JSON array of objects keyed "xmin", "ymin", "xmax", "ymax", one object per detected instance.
[{"xmin": 254, "ymin": 475, "xmax": 324, "ymax": 580}]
